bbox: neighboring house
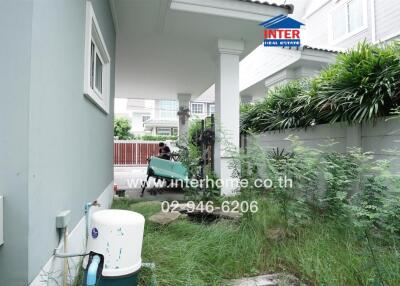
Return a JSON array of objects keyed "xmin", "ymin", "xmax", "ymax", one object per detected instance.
[
  {"xmin": 115, "ymin": 98, "xmax": 215, "ymax": 136},
  {"xmin": 198, "ymin": 0, "xmax": 400, "ymax": 103},
  {"xmin": 304, "ymin": 0, "xmax": 400, "ymax": 49}
]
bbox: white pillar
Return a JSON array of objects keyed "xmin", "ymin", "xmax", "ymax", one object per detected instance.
[
  {"xmin": 177, "ymin": 93, "xmax": 191, "ymax": 141},
  {"xmin": 241, "ymin": 94, "xmax": 253, "ymax": 104},
  {"xmin": 214, "ymin": 39, "xmax": 244, "ymax": 196}
]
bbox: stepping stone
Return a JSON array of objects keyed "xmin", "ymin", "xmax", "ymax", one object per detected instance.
[
  {"xmin": 228, "ymin": 273, "xmax": 301, "ymax": 286},
  {"xmin": 213, "ymin": 209, "xmax": 243, "ymax": 221},
  {"xmin": 148, "ymin": 211, "xmax": 181, "ymax": 225},
  {"xmin": 131, "ymin": 201, "xmax": 162, "ymax": 208}
]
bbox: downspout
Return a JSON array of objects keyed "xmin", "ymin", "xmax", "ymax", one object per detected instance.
[
  {"xmin": 86, "ymin": 255, "xmax": 101, "ymax": 286},
  {"xmin": 54, "ymin": 201, "xmax": 100, "ymax": 258},
  {"xmin": 370, "ymin": 0, "xmax": 376, "ymax": 43}
]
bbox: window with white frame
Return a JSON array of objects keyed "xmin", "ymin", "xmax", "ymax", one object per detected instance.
[
  {"xmin": 331, "ymin": 0, "xmax": 366, "ymax": 41},
  {"xmin": 84, "ymin": 2, "xmax": 111, "ymax": 113},
  {"xmin": 142, "ymin": 115, "xmax": 151, "ymax": 126},
  {"xmin": 191, "ymin": 103, "xmax": 204, "ymax": 114},
  {"xmin": 208, "ymin": 104, "xmax": 215, "ymax": 115},
  {"xmin": 156, "ymin": 127, "xmax": 172, "ymax": 136},
  {"xmin": 159, "ymin": 101, "xmax": 178, "ymax": 119}
]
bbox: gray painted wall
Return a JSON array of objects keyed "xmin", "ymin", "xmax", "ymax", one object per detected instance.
[
  {"xmin": 0, "ymin": 0, "xmax": 115, "ymax": 285},
  {"xmin": 27, "ymin": 0, "xmax": 115, "ymax": 282},
  {"xmin": 0, "ymin": 1, "xmax": 33, "ymax": 285},
  {"xmin": 247, "ymin": 117, "xmax": 400, "ymax": 173}
]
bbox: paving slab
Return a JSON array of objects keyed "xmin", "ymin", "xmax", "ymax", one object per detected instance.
[{"xmin": 148, "ymin": 211, "xmax": 181, "ymax": 225}]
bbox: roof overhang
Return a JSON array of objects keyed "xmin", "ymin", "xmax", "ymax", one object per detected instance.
[
  {"xmin": 197, "ymin": 44, "xmax": 338, "ymax": 101},
  {"xmin": 112, "ymin": 0, "xmax": 291, "ymax": 100}
]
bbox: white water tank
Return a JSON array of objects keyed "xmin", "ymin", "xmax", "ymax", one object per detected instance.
[{"xmin": 86, "ymin": 209, "xmax": 145, "ymax": 277}]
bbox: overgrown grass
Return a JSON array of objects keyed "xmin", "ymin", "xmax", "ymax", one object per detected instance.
[{"xmin": 112, "ymin": 198, "xmax": 400, "ymax": 286}]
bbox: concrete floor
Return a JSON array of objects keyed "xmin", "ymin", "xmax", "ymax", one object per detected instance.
[{"xmin": 114, "ymin": 166, "xmax": 185, "ymax": 200}]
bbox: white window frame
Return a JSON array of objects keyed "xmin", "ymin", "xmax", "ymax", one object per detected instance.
[
  {"xmin": 142, "ymin": 115, "xmax": 151, "ymax": 123},
  {"xmin": 191, "ymin": 102, "xmax": 204, "ymax": 114},
  {"xmin": 208, "ymin": 104, "xmax": 215, "ymax": 115},
  {"xmin": 84, "ymin": 2, "xmax": 111, "ymax": 114},
  {"xmin": 156, "ymin": 127, "xmax": 172, "ymax": 136},
  {"xmin": 330, "ymin": 0, "xmax": 368, "ymax": 44}
]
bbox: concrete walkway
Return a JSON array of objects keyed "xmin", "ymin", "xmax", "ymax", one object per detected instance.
[{"xmin": 114, "ymin": 166, "xmax": 185, "ymax": 200}]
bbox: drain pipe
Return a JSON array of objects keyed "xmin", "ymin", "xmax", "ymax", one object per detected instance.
[
  {"xmin": 86, "ymin": 255, "xmax": 101, "ymax": 286},
  {"xmin": 85, "ymin": 201, "xmax": 100, "ymax": 248},
  {"xmin": 142, "ymin": 262, "xmax": 157, "ymax": 286},
  {"xmin": 54, "ymin": 201, "xmax": 100, "ymax": 258}
]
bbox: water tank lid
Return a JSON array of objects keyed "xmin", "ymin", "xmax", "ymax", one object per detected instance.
[{"xmin": 92, "ymin": 209, "xmax": 144, "ymax": 225}]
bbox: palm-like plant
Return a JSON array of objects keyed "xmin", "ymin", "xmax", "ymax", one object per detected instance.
[{"xmin": 311, "ymin": 42, "xmax": 400, "ymax": 124}]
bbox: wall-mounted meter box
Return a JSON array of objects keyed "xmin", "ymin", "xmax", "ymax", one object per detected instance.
[{"xmin": 0, "ymin": 196, "xmax": 3, "ymax": 246}]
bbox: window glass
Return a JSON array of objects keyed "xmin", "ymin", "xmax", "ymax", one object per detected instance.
[
  {"xmin": 191, "ymin": 103, "xmax": 204, "ymax": 114},
  {"xmin": 209, "ymin": 104, "xmax": 215, "ymax": 115},
  {"xmin": 142, "ymin": 115, "xmax": 150, "ymax": 122},
  {"xmin": 156, "ymin": 127, "xmax": 172, "ymax": 135},
  {"xmin": 95, "ymin": 54, "xmax": 103, "ymax": 93},
  {"xmin": 160, "ymin": 101, "xmax": 178, "ymax": 119},
  {"xmin": 332, "ymin": 4, "xmax": 347, "ymax": 39},
  {"xmin": 348, "ymin": 0, "xmax": 363, "ymax": 32},
  {"xmin": 90, "ymin": 42, "xmax": 95, "ymax": 89}
]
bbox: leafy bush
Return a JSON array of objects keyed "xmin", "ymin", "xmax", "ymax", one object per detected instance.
[
  {"xmin": 234, "ymin": 137, "xmax": 400, "ymax": 235},
  {"xmin": 114, "ymin": 117, "xmax": 133, "ymax": 140},
  {"xmin": 241, "ymin": 80, "xmax": 314, "ymax": 133},
  {"xmin": 313, "ymin": 42, "xmax": 400, "ymax": 124},
  {"xmin": 241, "ymin": 42, "xmax": 400, "ymax": 133}
]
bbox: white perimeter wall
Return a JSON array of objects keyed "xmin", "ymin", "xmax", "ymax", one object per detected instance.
[{"xmin": 246, "ymin": 117, "xmax": 400, "ymax": 173}]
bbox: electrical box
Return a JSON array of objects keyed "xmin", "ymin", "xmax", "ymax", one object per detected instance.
[
  {"xmin": 0, "ymin": 196, "xmax": 3, "ymax": 246},
  {"xmin": 56, "ymin": 210, "xmax": 71, "ymax": 229}
]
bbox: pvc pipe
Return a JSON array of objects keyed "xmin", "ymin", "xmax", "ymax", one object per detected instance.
[{"xmin": 86, "ymin": 255, "xmax": 101, "ymax": 286}]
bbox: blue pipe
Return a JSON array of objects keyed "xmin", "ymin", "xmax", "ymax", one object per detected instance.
[{"xmin": 86, "ymin": 255, "xmax": 101, "ymax": 286}]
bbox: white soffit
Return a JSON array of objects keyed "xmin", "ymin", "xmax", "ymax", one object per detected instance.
[{"xmin": 170, "ymin": 0, "xmax": 289, "ymax": 22}]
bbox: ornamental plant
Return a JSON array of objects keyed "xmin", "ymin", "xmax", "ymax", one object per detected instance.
[{"xmin": 241, "ymin": 42, "xmax": 400, "ymax": 133}]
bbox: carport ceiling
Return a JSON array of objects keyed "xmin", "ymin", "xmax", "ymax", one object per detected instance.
[{"xmin": 113, "ymin": 0, "xmax": 291, "ymax": 100}]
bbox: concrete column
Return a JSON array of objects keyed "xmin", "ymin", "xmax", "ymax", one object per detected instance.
[
  {"xmin": 241, "ymin": 94, "xmax": 253, "ymax": 104},
  {"xmin": 177, "ymin": 93, "xmax": 191, "ymax": 142},
  {"xmin": 214, "ymin": 39, "xmax": 244, "ymax": 196}
]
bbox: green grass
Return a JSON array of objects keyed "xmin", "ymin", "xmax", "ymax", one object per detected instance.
[{"xmin": 112, "ymin": 198, "xmax": 400, "ymax": 286}]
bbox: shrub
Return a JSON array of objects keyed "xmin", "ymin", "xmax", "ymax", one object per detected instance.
[
  {"xmin": 241, "ymin": 80, "xmax": 314, "ymax": 133},
  {"xmin": 312, "ymin": 42, "xmax": 400, "ymax": 124},
  {"xmin": 241, "ymin": 42, "xmax": 400, "ymax": 133},
  {"xmin": 114, "ymin": 117, "xmax": 133, "ymax": 140}
]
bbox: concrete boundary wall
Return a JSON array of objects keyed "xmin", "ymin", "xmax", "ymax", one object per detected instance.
[{"xmin": 246, "ymin": 117, "xmax": 400, "ymax": 172}]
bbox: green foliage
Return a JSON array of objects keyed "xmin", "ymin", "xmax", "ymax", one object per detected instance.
[
  {"xmin": 235, "ymin": 137, "xmax": 400, "ymax": 236},
  {"xmin": 114, "ymin": 117, "xmax": 133, "ymax": 140},
  {"xmin": 241, "ymin": 42, "xmax": 400, "ymax": 133},
  {"xmin": 113, "ymin": 198, "xmax": 400, "ymax": 286},
  {"xmin": 313, "ymin": 42, "xmax": 400, "ymax": 124},
  {"xmin": 241, "ymin": 80, "xmax": 314, "ymax": 133}
]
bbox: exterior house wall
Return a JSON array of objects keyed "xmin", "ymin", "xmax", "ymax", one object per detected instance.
[
  {"xmin": 305, "ymin": 0, "xmax": 400, "ymax": 49},
  {"xmin": 27, "ymin": 0, "xmax": 115, "ymax": 283},
  {"xmin": 1, "ymin": 0, "xmax": 115, "ymax": 285},
  {"xmin": 0, "ymin": 1, "xmax": 33, "ymax": 285},
  {"xmin": 304, "ymin": 0, "xmax": 372, "ymax": 49},
  {"xmin": 374, "ymin": 0, "xmax": 400, "ymax": 42}
]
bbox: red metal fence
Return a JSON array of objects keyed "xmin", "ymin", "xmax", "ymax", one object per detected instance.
[{"xmin": 114, "ymin": 141, "xmax": 159, "ymax": 165}]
